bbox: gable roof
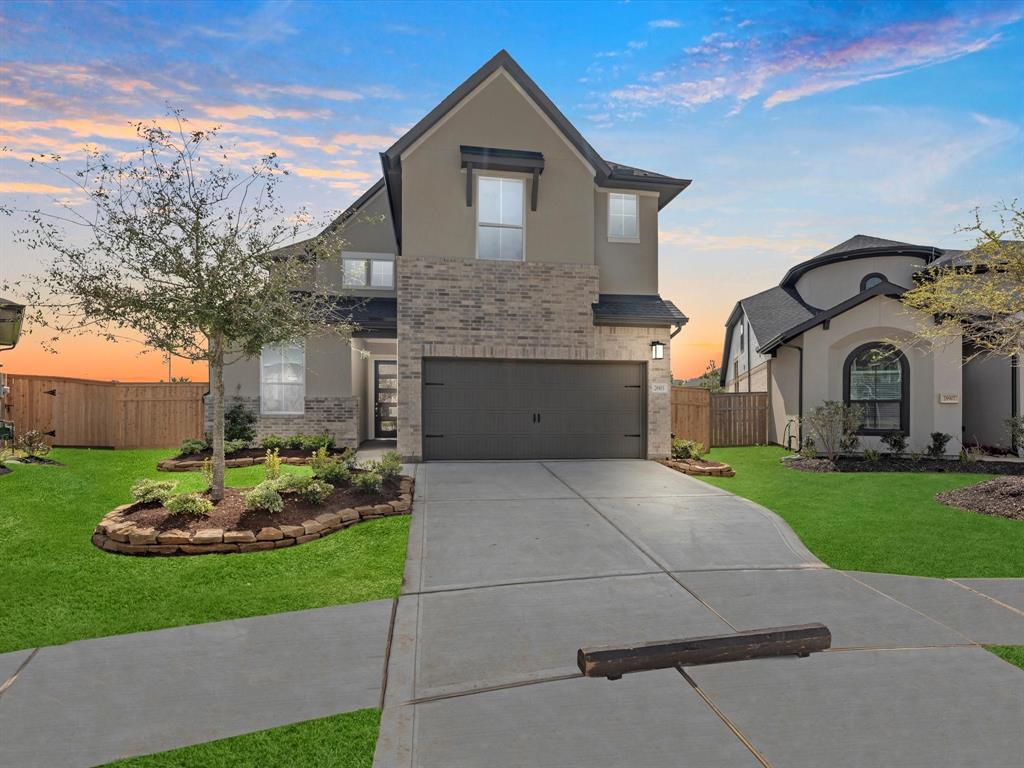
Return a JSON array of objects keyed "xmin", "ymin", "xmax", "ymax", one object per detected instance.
[
  {"xmin": 380, "ymin": 50, "xmax": 691, "ymax": 250},
  {"xmin": 780, "ymin": 234, "xmax": 942, "ymax": 288},
  {"xmin": 719, "ymin": 286, "xmax": 815, "ymax": 385},
  {"xmin": 270, "ymin": 178, "xmax": 386, "ymax": 260}
]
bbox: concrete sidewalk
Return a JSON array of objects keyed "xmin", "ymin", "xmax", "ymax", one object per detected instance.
[
  {"xmin": 0, "ymin": 600, "xmax": 394, "ymax": 768},
  {"xmin": 375, "ymin": 459, "xmax": 1024, "ymax": 768}
]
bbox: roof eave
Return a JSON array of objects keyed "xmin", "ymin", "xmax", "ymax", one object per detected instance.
[{"xmin": 780, "ymin": 245, "xmax": 942, "ymax": 288}]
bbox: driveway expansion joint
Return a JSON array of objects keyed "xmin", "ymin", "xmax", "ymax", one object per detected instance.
[{"xmin": 0, "ymin": 648, "xmax": 39, "ymax": 698}]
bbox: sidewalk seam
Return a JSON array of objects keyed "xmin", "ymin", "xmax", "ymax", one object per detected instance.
[{"xmin": 0, "ymin": 648, "xmax": 39, "ymax": 698}]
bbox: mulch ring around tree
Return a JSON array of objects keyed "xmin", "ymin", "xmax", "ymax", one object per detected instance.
[
  {"xmin": 936, "ymin": 477, "xmax": 1024, "ymax": 521},
  {"xmin": 158, "ymin": 447, "xmax": 347, "ymax": 472},
  {"xmin": 93, "ymin": 475, "xmax": 414, "ymax": 556},
  {"xmin": 784, "ymin": 456, "xmax": 1024, "ymax": 475},
  {"xmin": 660, "ymin": 458, "xmax": 735, "ymax": 477}
]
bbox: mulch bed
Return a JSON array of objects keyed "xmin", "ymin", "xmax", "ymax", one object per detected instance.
[
  {"xmin": 936, "ymin": 477, "xmax": 1024, "ymax": 521},
  {"xmin": 0, "ymin": 465, "xmax": 10, "ymax": 476},
  {"xmin": 18, "ymin": 455, "xmax": 63, "ymax": 466},
  {"xmin": 661, "ymin": 457, "xmax": 735, "ymax": 477},
  {"xmin": 123, "ymin": 480, "xmax": 400, "ymax": 534},
  {"xmin": 173, "ymin": 447, "xmax": 345, "ymax": 462},
  {"xmin": 785, "ymin": 456, "xmax": 1024, "ymax": 475}
]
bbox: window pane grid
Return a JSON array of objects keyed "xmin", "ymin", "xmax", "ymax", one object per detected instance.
[
  {"xmin": 262, "ymin": 343, "xmax": 305, "ymax": 414},
  {"xmin": 478, "ymin": 176, "xmax": 523, "ymax": 261},
  {"xmin": 608, "ymin": 193, "xmax": 638, "ymax": 239},
  {"xmin": 846, "ymin": 345, "xmax": 904, "ymax": 433}
]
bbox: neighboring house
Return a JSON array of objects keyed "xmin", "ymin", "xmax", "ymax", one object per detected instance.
[
  {"xmin": 216, "ymin": 50, "xmax": 690, "ymax": 461},
  {"xmin": 721, "ymin": 235, "xmax": 1021, "ymax": 454}
]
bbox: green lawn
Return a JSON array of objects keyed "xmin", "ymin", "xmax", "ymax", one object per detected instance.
[
  {"xmin": 102, "ymin": 708, "xmax": 379, "ymax": 767},
  {"xmin": 986, "ymin": 646, "xmax": 1024, "ymax": 671},
  {"xmin": 700, "ymin": 446, "xmax": 1022, "ymax": 578},
  {"xmin": 0, "ymin": 448, "xmax": 409, "ymax": 653}
]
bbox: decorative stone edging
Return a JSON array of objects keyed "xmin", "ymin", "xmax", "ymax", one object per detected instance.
[
  {"xmin": 157, "ymin": 455, "xmax": 316, "ymax": 472},
  {"xmin": 660, "ymin": 458, "xmax": 735, "ymax": 478},
  {"xmin": 92, "ymin": 477, "xmax": 415, "ymax": 556}
]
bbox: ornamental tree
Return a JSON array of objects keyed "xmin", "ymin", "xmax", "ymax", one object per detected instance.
[
  {"xmin": 2, "ymin": 115, "xmax": 352, "ymax": 500},
  {"xmin": 902, "ymin": 201, "xmax": 1024, "ymax": 360}
]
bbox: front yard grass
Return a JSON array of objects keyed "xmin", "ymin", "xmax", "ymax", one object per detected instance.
[
  {"xmin": 102, "ymin": 708, "xmax": 379, "ymax": 767},
  {"xmin": 0, "ymin": 448, "xmax": 409, "ymax": 653},
  {"xmin": 700, "ymin": 446, "xmax": 1022, "ymax": 578},
  {"xmin": 985, "ymin": 646, "xmax": 1024, "ymax": 671}
]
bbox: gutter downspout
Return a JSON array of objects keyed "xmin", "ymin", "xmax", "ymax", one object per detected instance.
[
  {"xmin": 1013, "ymin": 353, "xmax": 1020, "ymax": 454},
  {"xmin": 746, "ymin": 319, "xmax": 752, "ymax": 392},
  {"xmin": 670, "ymin": 322, "xmax": 685, "ymax": 339},
  {"xmin": 778, "ymin": 343, "xmax": 803, "ymax": 449}
]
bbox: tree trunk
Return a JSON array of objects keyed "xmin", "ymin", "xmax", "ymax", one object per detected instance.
[{"xmin": 209, "ymin": 333, "xmax": 226, "ymax": 502}]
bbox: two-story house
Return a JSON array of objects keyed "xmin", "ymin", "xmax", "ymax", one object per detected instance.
[
  {"xmin": 721, "ymin": 235, "xmax": 1021, "ymax": 455},
  {"xmin": 218, "ymin": 50, "xmax": 690, "ymax": 461}
]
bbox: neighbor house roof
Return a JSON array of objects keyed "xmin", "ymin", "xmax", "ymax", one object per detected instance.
[
  {"xmin": 779, "ymin": 234, "xmax": 942, "ymax": 288},
  {"xmin": 592, "ymin": 294, "xmax": 688, "ymax": 328},
  {"xmin": 380, "ymin": 50, "xmax": 691, "ymax": 250},
  {"xmin": 718, "ymin": 286, "xmax": 815, "ymax": 385}
]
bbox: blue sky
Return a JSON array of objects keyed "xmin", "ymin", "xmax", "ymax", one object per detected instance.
[{"xmin": 1, "ymin": 0, "xmax": 1022, "ymax": 379}]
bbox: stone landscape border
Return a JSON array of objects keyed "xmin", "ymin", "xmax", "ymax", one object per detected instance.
[
  {"xmin": 659, "ymin": 458, "xmax": 735, "ymax": 477},
  {"xmin": 92, "ymin": 476, "xmax": 414, "ymax": 556},
  {"xmin": 157, "ymin": 455, "xmax": 315, "ymax": 472}
]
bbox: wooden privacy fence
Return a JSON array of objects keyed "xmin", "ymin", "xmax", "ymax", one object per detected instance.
[
  {"xmin": 671, "ymin": 386, "xmax": 768, "ymax": 447},
  {"xmin": 3, "ymin": 374, "xmax": 207, "ymax": 448}
]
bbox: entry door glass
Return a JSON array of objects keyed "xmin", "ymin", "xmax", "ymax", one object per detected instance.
[{"xmin": 374, "ymin": 360, "xmax": 398, "ymax": 438}]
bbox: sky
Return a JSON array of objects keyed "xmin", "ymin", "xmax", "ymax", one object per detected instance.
[{"xmin": 1, "ymin": 0, "xmax": 1021, "ymax": 382}]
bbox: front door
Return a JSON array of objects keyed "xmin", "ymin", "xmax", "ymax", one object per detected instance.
[{"xmin": 374, "ymin": 360, "xmax": 398, "ymax": 438}]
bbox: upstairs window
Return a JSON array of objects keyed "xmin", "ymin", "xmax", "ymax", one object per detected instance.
[
  {"xmin": 261, "ymin": 343, "xmax": 305, "ymax": 415},
  {"xmin": 739, "ymin": 323, "xmax": 745, "ymax": 352},
  {"xmin": 608, "ymin": 192, "xmax": 638, "ymax": 241},
  {"xmin": 342, "ymin": 257, "xmax": 394, "ymax": 289},
  {"xmin": 477, "ymin": 176, "xmax": 524, "ymax": 261},
  {"xmin": 861, "ymin": 272, "xmax": 887, "ymax": 291}
]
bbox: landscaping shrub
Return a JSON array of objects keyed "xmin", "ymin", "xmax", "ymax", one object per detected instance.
[
  {"xmin": 270, "ymin": 474, "xmax": 309, "ymax": 493},
  {"xmin": 244, "ymin": 482, "xmax": 284, "ymax": 513},
  {"xmin": 370, "ymin": 450, "xmax": 403, "ymax": 482},
  {"xmin": 798, "ymin": 437, "xmax": 816, "ymax": 459},
  {"xmin": 130, "ymin": 478, "xmax": 177, "ymax": 504},
  {"xmin": 1006, "ymin": 416, "xmax": 1024, "ymax": 454},
  {"xmin": 802, "ymin": 401, "xmax": 864, "ymax": 461},
  {"xmin": 671, "ymin": 438, "xmax": 706, "ymax": 460},
  {"xmin": 927, "ymin": 432, "xmax": 952, "ymax": 458},
  {"xmin": 261, "ymin": 434, "xmax": 286, "ymax": 451},
  {"xmin": 166, "ymin": 492, "xmax": 214, "ymax": 517},
  {"xmin": 298, "ymin": 478, "xmax": 333, "ymax": 505},
  {"xmin": 285, "ymin": 433, "xmax": 335, "ymax": 452},
  {"xmin": 179, "ymin": 437, "xmax": 208, "ymax": 456},
  {"xmin": 224, "ymin": 438, "xmax": 247, "ymax": 455},
  {"xmin": 264, "ymin": 448, "xmax": 282, "ymax": 481},
  {"xmin": 311, "ymin": 447, "xmax": 350, "ymax": 486},
  {"xmin": 863, "ymin": 448, "xmax": 881, "ymax": 463},
  {"xmin": 880, "ymin": 432, "xmax": 907, "ymax": 458},
  {"xmin": 224, "ymin": 400, "xmax": 257, "ymax": 443},
  {"xmin": 201, "ymin": 458, "xmax": 213, "ymax": 490},
  {"xmin": 353, "ymin": 470, "xmax": 383, "ymax": 493},
  {"xmin": 18, "ymin": 430, "xmax": 51, "ymax": 458}
]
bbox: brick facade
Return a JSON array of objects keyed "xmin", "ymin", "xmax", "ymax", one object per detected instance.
[
  {"xmin": 205, "ymin": 395, "xmax": 362, "ymax": 449},
  {"xmin": 397, "ymin": 256, "xmax": 673, "ymax": 461}
]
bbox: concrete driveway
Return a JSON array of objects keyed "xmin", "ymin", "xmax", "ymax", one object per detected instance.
[{"xmin": 375, "ymin": 460, "xmax": 1024, "ymax": 768}]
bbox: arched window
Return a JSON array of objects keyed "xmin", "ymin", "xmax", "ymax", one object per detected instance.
[
  {"xmin": 861, "ymin": 272, "xmax": 887, "ymax": 290},
  {"xmin": 843, "ymin": 343, "xmax": 909, "ymax": 435}
]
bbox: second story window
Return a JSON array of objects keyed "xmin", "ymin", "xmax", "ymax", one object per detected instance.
[
  {"xmin": 608, "ymin": 192, "xmax": 639, "ymax": 241},
  {"xmin": 477, "ymin": 176, "xmax": 524, "ymax": 261},
  {"xmin": 342, "ymin": 256, "xmax": 394, "ymax": 289}
]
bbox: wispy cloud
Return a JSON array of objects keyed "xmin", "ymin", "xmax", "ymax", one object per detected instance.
[
  {"xmin": 648, "ymin": 19, "xmax": 681, "ymax": 29},
  {"xmin": 0, "ymin": 181, "xmax": 73, "ymax": 194},
  {"xmin": 611, "ymin": 7, "xmax": 1023, "ymax": 115}
]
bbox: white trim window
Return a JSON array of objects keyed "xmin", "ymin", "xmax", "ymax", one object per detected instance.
[
  {"xmin": 261, "ymin": 343, "xmax": 305, "ymax": 415},
  {"xmin": 608, "ymin": 192, "xmax": 639, "ymax": 242},
  {"xmin": 342, "ymin": 257, "xmax": 394, "ymax": 289},
  {"xmin": 477, "ymin": 176, "xmax": 524, "ymax": 261}
]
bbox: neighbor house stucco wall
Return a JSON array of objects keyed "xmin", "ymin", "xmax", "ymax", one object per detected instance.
[
  {"xmin": 396, "ymin": 255, "xmax": 672, "ymax": 462},
  {"xmin": 594, "ymin": 190, "xmax": 659, "ymax": 295},
  {"xmin": 794, "ymin": 255, "xmax": 927, "ymax": 309},
  {"xmin": 799, "ymin": 295, "xmax": 962, "ymax": 454},
  {"xmin": 724, "ymin": 311, "xmax": 770, "ymax": 392},
  {"xmin": 399, "ymin": 70, "xmax": 596, "ymax": 265}
]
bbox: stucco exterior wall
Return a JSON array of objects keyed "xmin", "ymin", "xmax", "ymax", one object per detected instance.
[
  {"xmin": 400, "ymin": 71, "xmax": 596, "ymax": 265},
  {"xmin": 594, "ymin": 190, "xmax": 659, "ymax": 295},
  {"xmin": 799, "ymin": 296, "xmax": 962, "ymax": 454},
  {"xmin": 396, "ymin": 255, "xmax": 672, "ymax": 461},
  {"xmin": 794, "ymin": 255, "xmax": 926, "ymax": 309},
  {"xmin": 767, "ymin": 347, "xmax": 802, "ymax": 449},
  {"xmin": 963, "ymin": 354, "xmax": 1014, "ymax": 449},
  {"xmin": 315, "ymin": 189, "xmax": 398, "ymax": 298}
]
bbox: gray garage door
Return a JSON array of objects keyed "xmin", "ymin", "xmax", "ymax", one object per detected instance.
[{"xmin": 422, "ymin": 359, "xmax": 646, "ymax": 460}]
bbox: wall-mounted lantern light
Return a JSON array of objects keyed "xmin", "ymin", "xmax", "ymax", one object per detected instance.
[
  {"xmin": 0, "ymin": 298, "xmax": 26, "ymax": 351},
  {"xmin": 650, "ymin": 340, "xmax": 665, "ymax": 360}
]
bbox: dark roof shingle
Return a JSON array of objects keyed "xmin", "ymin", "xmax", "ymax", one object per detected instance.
[{"xmin": 592, "ymin": 294, "xmax": 688, "ymax": 327}]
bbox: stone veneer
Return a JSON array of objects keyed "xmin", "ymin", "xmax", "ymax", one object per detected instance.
[
  {"xmin": 205, "ymin": 395, "xmax": 361, "ymax": 449},
  {"xmin": 397, "ymin": 256, "xmax": 673, "ymax": 461}
]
